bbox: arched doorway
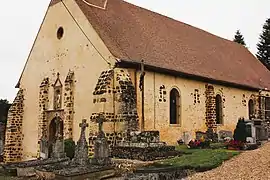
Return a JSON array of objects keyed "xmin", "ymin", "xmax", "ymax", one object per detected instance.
[
  {"xmin": 170, "ymin": 88, "xmax": 180, "ymax": 124},
  {"xmin": 248, "ymin": 99, "xmax": 255, "ymax": 119},
  {"xmin": 48, "ymin": 116, "xmax": 63, "ymax": 158}
]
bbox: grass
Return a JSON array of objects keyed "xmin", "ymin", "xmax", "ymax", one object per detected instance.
[{"xmin": 154, "ymin": 145, "xmax": 240, "ymax": 172}]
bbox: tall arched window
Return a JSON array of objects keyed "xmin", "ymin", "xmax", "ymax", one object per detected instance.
[
  {"xmin": 248, "ymin": 99, "xmax": 255, "ymax": 119},
  {"xmin": 170, "ymin": 88, "xmax": 180, "ymax": 124},
  {"xmin": 215, "ymin": 94, "xmax": 223, "ymax": 124}
]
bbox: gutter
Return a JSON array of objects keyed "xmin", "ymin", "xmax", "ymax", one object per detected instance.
[{"xmin": 115, "ymin": 59, "xmax": 262, "ymax": 92}]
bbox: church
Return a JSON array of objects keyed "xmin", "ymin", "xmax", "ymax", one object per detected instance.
[{"xmin": 4, "ymin": 0, "xmax": 270, "ymax": 162}]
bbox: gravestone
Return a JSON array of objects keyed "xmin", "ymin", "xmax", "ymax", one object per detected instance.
[
  {"xmin": 73, "ymin": 119, "xmax": 89, "ymax": 165},
  {"xmin": 218, "ymin": 130, "xmax": 233, "ymax": 141},
  {"xmin": 183, "ymin": 132, "xmax": 192, "ymax": 144},
  {"xmin": 91, "ymin": 114, "xmax": 111, "ymax": 165},
  {"xmin": 52, "ymin": 117, "xmax": 66, "ymax": 159},
  {"xmin": 40, "ymin": 135, "xmax": 49, "ymax": 159}
]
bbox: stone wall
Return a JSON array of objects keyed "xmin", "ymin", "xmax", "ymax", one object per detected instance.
[
  {"xmin": 89, "ymin": 68, "xmax": 139, "ymax": 155},
  {"xmin": 4, "ymin": 89, "xmax": 24, "ymax": 163},
  {"xmin": 205, "ymin": 84, "xmax": 217, "ymax": 129},
  {"xmin": 38, "ymin": 78, "xmax": 50, "ymax": 140},
  {"xmin": 63, "ymin": 71, "xmax": 75, "ymax": 139}
]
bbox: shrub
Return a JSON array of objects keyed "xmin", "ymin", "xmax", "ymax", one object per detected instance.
[
  {"xmin": 225, "ymin": 140, "xmax": 245, "ymax": 150},
  {"xmin": 233, "ymin": 118, "xmax": 248, "ymax": 142},
  {"xmin": 188, "ymin": 139, "xmax": 210, "ymax": 149},
  {"xmin": 64, "ymin": 139, "xmax": 76, "ymax": 159}
]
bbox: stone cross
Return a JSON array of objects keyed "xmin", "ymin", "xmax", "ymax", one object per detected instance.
[
  {"xmin": 79, "ymin": 119, "xmax": 88, "ymax": 140},
  {"xmin": 97, "ymin": 114, "xmax": 105, "ymax": 132},
  {"xmin": 73, "ymin": 119, "xmax": 89, "ymax": 165}
]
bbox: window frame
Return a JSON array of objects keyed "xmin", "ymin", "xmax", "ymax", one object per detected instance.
[
  {"xmin": 169, "ymin": 88, "xmax": 181, "ymax": 126},
  {"xmin": 215, "ymin": 94, "xmax": 223, "ymax": 125}
]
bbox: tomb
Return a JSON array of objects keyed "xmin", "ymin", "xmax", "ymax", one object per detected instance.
[
  {"xmin": 90, "ymin": 114, "xmax": 111, "ymax": 165},
  {"xmin": 244, "ymin": 119, "xmax": 268, "ymax": 144},
  {"xmin": 35, "ymin": 119, "xmax": 115, "ymax": 180},
  {"xmin": 111, "ymin": 130, "xmax": 182, "ymax": 161},
  {"xmin": 2, "ymin": 118, "xmax": 115, "ymax": 179}
]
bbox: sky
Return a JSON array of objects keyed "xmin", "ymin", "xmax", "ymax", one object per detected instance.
[{"xmin": 0, "ymin": 0, "xmax": 270, "ymax": 102}]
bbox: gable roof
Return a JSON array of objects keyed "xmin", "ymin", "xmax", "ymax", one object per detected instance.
[{"xmin": 51, "ymin": 0, "xmax": 270, "ymax": 90}]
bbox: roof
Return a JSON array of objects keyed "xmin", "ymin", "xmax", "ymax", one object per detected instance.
[{"xmin": 50, "ymin": 0, "xmax": 270, "ymax": 90}]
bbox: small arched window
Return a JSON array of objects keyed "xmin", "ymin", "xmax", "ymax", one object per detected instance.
[
  {"xmin": 215, "ymin": 94, "xmax": 223, "ymax": 124},
  {"xmin": 170, "ymin": 88, "xmax": 180, "ymax": 125},
  {"xmin": 248, "ymin": 99, "xmax": 255, "ymax": 119}
]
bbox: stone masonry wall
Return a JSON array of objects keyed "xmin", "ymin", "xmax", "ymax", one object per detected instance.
[
  {"xmin": 205, "ymin": 84, "xmax": 217, "ymax": 129},
  {"xmin": 4, "ymin": 89, "xmax": 24, "ymax": 163},
  {"xmin": 37, "ymin": 78, "xmax": 50, "ymax": 157},
  {"xmin": 63, "ymin": 71, "xmax": 75, "ymax": 139},
  {"xmin": 89, "ymin": 68, "xmax": 139, "ymax": 155}
]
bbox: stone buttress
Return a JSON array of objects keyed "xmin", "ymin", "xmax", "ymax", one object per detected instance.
[
  {"xmin": 63, "ymin": 71, "xmax": 75, "ymax": 139},
  {"xmin": 89, "ymin": 68, "xmax": 139, "ymax": 155},
  {"xmin": 205, "ymin": 84, "xmax": 217, "ymax": 129},
  {"xmin": 4, "ymin": 89, "xmax": 24, "ymax": 163},
  {"xmin": 37, "ymin": 78, "xmax": 50, "ymax": 157}
]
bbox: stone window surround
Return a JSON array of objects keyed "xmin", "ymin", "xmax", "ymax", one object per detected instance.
[
  {"xmin": 169, "ymin": 86, "xmax": 181, "ymax": 127},
  {"xmin": 215, "ymin": 93, "xmax": 224, "ymax": 126}
]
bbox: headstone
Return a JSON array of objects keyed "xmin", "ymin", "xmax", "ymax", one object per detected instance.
[
  {"xmin": 218, "ymin": 130, "xmax": 233, "ymax": 141},
  {"xmin": 40, "ymin": 136, "xmax": 49, "ymax": 159},
  {"xmin": 73, "ymin": 119, "xmax": 89, "ymax": 165},
  {"xmin": 92, "ymin": 114, "xmax": 111, "ymax": 165},
  {"xmin": 183, "ymin": 132, "xmax": 192, "ymax": 144},
  {"xmin": 52, "ymin": 117, "xmax": 66, "ymax": 159}
]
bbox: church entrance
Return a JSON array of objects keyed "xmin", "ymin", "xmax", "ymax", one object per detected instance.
[{"xmin": 48, "ymin": 116, "xmax": 63, "ymax": 158}]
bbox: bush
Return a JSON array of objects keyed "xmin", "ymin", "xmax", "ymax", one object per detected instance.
[
  {"xmin": 233, "ymin": 118, "xmax": 248, "ymax": 142},
  {"xmin": 225, "ymin": 140, "xmax": 245, "ymax": 150},
  {"xmin": 188, "ymin": 139, "xmax": 210, "ymax": 149},
  {"xmin": 64, "ymin": 139, "xmax": 75, "ymax": 159}
]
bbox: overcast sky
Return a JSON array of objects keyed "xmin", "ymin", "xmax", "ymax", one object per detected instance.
[{"xmin": 0, "ymin": 0, "xmax": 270, "ymax": 102}]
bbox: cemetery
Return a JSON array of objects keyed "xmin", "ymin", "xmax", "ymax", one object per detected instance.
[{"xmin": 0, "ymin": 114, "xmax": 268, "ymax": 180}]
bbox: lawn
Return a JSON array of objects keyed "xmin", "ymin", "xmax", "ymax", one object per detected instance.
[{"xmin": 153, "ymin": 144, "xmax": 240, "ymax": 172}]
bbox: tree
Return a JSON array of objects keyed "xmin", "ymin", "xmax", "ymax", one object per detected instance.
[
  {"xmin": 233, "ymin": 30, "xmax": 246, "ymax": 46},
  {"xmin": 233, "ymin": 118, "xmax": 247, "ymax": 142},
  {"xmin": 256, "ymin": 18, "xmax": 270, "ymax": 70},
  {"xmin": 0, "ymin": 99, "xmax": 11, "ymax": 123}
]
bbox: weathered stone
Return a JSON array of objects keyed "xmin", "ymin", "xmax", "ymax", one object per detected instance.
[
  {"xmin": 52, "ymin": 139, "xmax": 66, "ymax": 159},
  {"xmin": 91, "ymin": 114, "xmax": 111, "ymax": 165},
  {"xmin": 4, "ymin": 89, "xmax": 24, "ymax": 163},
  {"xmin": 73, "ymin": 119, "xmax": 89, "ymax": 165},
  {"xmin": 17, "ymin": 167, "xmax": 36, "ymax": 177},
  {"xmin": 40, "ymin": 136, "xmax": 49, "ymax": 159},
  {"xmin": 183, "ymin": 131, "xmax": 192, "ymax": 144}
]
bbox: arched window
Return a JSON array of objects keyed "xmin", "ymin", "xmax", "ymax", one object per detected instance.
[
  {"xmin": 248, "ymin": 99, "xmax": 255, "ymax": 119},
  {"xmin": 215, "ymin": 94, "xmax": 223, "ymax": 124},
  {"xmin": 170, "ymin": 88, "xmax": 180, "ymax": 124}
]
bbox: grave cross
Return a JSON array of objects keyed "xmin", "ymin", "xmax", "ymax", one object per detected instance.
[
  {"xmin": 79, "ymin": 119, "xmax": 89, "ymax": 140},
  {"xmin": 97, "ymin": 114, "xmax": 106, "ymax": 133}
]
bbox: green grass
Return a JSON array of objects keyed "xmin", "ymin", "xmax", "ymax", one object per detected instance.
[{"xmin": 154, "ymin": 145, "xmax": 240, "ymax": 172}]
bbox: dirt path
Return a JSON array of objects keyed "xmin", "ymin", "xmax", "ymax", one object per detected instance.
[{"xmin": 189, "ymin": 142, "xmax": 270, "ymax": 180}]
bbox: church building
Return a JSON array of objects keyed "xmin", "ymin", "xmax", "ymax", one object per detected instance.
[{"xmin": 4, "ymin": 0, "xmax": 270, "ymax": 162}]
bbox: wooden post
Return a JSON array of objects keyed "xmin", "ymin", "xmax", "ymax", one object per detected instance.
[{"xmin": 140, "ymin": 60, "xmax": 145, "ymax": 131}]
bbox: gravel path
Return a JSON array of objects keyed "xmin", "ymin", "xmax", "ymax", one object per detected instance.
[{"xmin": 189, "ymin": 142, "xmax": 270, "ymax": 180}]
